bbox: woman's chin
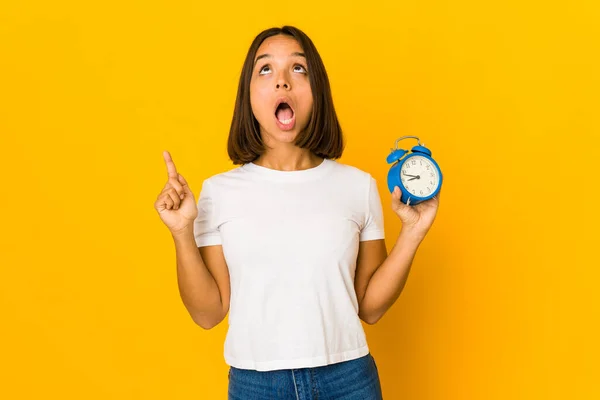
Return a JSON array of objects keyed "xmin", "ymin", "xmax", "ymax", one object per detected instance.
[
  {"xmin": 260, "ymin": 130, "xmax": 298, "ymax": 146},
  {"xmin": 273, "ymin": 131, "xmax": 298, "ymax": 143}
]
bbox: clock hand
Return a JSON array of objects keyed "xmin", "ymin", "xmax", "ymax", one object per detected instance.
[
  {"xmin": 402, "ymin": 172, "xmax": 419, "ymax": 178},
  {"xmin": 407, "ymin": 175, "xmax": 420, "ymax": 181}
]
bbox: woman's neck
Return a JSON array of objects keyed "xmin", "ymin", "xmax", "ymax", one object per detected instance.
[{"xmin": 253, "ymin": 150, "xmax": 323, "ymax": 172}]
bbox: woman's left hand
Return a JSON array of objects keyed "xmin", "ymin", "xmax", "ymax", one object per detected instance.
[{"xmin": 391, "ymin": 186, "xmax": 441, "ymax": 238}]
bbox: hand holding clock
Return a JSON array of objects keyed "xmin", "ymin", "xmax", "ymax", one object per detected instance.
[
  {"xmin": 387, "ymin": 137, "xmax": 443, "ymax": 239},
  {"xmin": 391, "ymin": 185, "xmax": 440, "ymax": 239}
]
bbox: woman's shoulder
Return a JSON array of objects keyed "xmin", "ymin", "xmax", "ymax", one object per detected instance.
[
  {"xmin": 196, "ymin": 165, "xmax": 247, "ymax": 196},
  {"xmin": 329, "ymin": 159, "xmax": 376, "ymax": 181},
  {"xmin": 203, "ymin": 164, "xmax": 247, "ymax": 182}
]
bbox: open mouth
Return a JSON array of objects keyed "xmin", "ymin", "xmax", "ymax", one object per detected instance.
[{"xmin": 274, "ymin": 99, "xmax": 296, "ymax": 130}]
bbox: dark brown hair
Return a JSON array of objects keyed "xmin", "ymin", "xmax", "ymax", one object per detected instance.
[{"xmin": 227, "ymin": 26, "xmax": 344, "ymax": 165}]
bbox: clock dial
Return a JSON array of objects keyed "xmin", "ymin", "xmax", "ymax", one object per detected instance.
[{"xmin": 400, "ymin": 155, "xmax": 439, "ymax": 197}]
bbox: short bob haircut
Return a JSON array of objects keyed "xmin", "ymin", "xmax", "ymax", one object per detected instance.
[{"xmin": 227, "ymin": 26, "xmax": 345, "ymax": 165}]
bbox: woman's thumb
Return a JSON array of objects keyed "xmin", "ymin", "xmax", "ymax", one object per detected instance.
[{"xmin": 391, "ymin": 186, "xmax": 403, "ymax": 209}]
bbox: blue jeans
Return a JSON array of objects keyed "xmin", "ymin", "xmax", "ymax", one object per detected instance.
[{"xmin": 227, "ymin": 353, "xmax": 383, "ymax": 399}]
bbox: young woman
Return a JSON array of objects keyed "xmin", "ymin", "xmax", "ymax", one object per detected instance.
[{"xmin": 155, "ymin": 25, "xmax": 440, "ymax": 400}]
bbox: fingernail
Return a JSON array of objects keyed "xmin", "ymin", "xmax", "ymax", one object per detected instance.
[{"xmin": 180, "ymin": 194, "xmax": 184, "ymax": 200}]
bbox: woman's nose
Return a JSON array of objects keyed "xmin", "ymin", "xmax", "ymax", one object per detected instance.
[{"xmin": 275, "ymin": 74, "xmax": 290, "ymax": 90}]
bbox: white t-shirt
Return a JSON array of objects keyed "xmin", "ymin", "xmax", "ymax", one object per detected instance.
[{"xmin": 193, "ymin": 158, "xmax": 385, "ymax": 371}]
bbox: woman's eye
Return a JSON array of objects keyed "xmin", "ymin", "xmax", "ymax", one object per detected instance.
[
  {"xmin": 294, "ymin": 65, "xmax": 307, "ymax": 73},
  {"xmin": 258, "ymin": 64, "xmax": 307, "ymax": 76}
]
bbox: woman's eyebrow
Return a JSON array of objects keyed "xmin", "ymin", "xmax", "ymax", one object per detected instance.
[{"xmin": 254, "ymin": 52, "xmax": 306, "ymax": 66}]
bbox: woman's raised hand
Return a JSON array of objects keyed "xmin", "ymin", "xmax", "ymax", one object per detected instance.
[{"xmin": 154, "ymin": 151, "xmax": 198, "ymax": 235}]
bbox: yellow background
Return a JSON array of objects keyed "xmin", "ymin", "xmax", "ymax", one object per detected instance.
[{"xmin": 1, "ymin": 1, "xmax": 599, "ymax": 399}]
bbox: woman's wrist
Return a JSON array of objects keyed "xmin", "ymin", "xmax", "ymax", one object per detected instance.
[
  {"xmin": 398, "ymin": 225, "xmax": 426, "ymax": 246},
  {"xmin": 171, "ymin": 224, "xmax": 194, "ymax": 240}
]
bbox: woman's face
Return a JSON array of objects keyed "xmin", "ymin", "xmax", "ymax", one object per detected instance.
[{"xmin": 250, "ymin": 34, "xmax": 313, "ymax": 145}]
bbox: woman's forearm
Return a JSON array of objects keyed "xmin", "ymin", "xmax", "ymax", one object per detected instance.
[
  {"xmin": 360, "ymin": 227, "xmax": 423, "ymax": 324},
  {"xmin": 172, "ymin": 227, "xmax": 223, "ymax": 329}
]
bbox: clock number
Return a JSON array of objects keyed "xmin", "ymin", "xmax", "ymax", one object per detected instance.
[{"xmin": 411, "ymin": 160, "xmax": 416, "ymax": 165}]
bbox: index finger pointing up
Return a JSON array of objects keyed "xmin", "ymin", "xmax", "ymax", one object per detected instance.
[{"xmin": 163, "ymin": 150, "xmax": 178, "ymax": 179}]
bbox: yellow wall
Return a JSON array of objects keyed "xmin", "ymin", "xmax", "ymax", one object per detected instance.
[{"xmin": 1, "ymin": 1, "xmax": 598, "ymax": 398}]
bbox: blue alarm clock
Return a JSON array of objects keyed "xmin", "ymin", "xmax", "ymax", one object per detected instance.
[{"xmin": 386, "ymin": 136, "xmax": 443, "ymax": 206}]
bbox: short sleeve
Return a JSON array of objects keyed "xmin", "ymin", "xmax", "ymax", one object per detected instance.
[
  {"xmin": 359, "ymin": 175, "xmax": 385, "ymax": 241},
  {"xmin": 193, "ymin": 179, "xmax": 222, "ymax": 247}
]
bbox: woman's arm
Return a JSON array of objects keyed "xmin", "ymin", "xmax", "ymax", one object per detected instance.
[
  {"xmin": 172, "ymin": 227, "xmax": 229, "ymax": 329},
  {"xmin": 357, "ymin": 186, "xmax": 440, "ymax": 324},
  {"xmin": 356, "ymin": 229, "xmax": 423, "ymax": 324}
]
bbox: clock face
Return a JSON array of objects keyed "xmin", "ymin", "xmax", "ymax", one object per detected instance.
[{"xmin": 400, "ymin": 155, "xmax": 440, "ymax": 197}]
